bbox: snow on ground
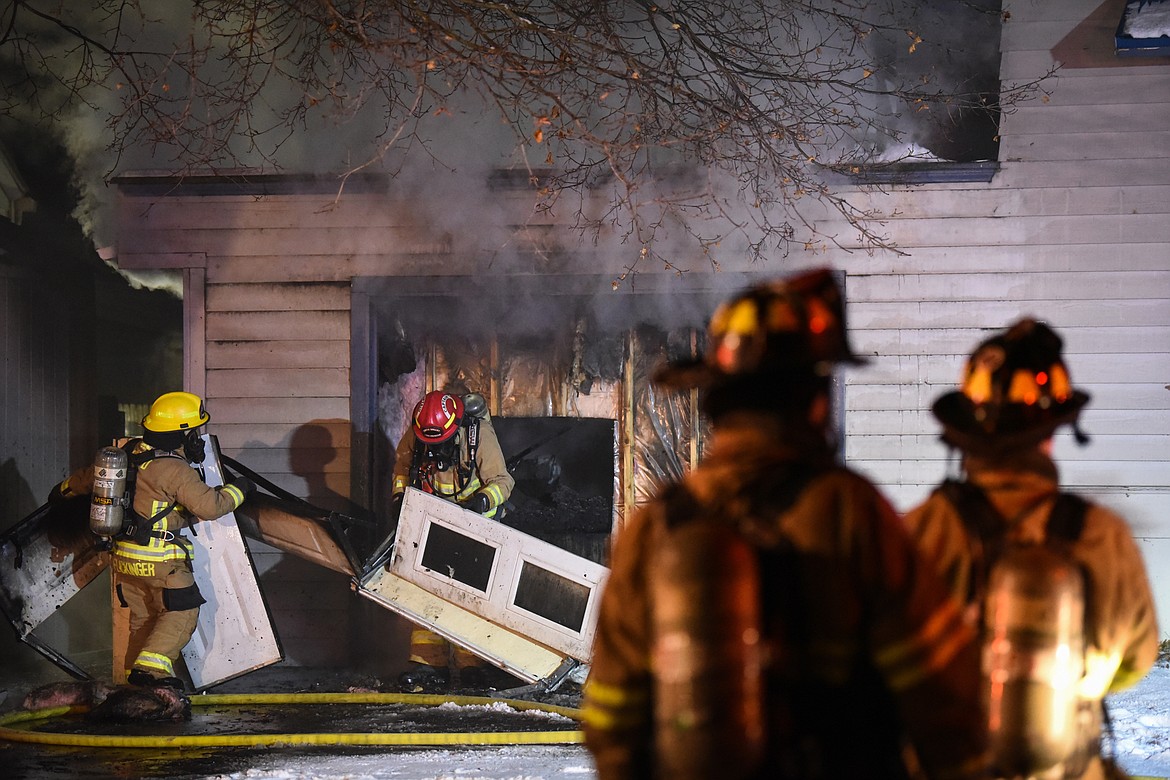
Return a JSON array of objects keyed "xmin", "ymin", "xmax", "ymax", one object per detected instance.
[
  {"xmin": 209, "ymin": 745, "xmax": 597, "ymax": 780},
  {"xmin": 1110, "ymin": 665, "xmax": 1170, "ymax": 778},
  {"xmin": 199, "ymin": 667, "xmax": 1170, "ymax": 780}
]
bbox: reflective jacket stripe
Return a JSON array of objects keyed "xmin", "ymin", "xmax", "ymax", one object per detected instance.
[
  {"xmin": 480, "ymin": 482, "xmax": 506, "ymax": 509},
  {"xmin": 876, "ymin": 598, "xmax": 973, "ymax": 691},
  {"xmin": 114, "ymin": 497, "xmax": 193, "ymax": 562},
  {"xmin": 396, "ymin": 474, "xmax": 504, "ymax": 519},
  {"xmin": 113, "ymin": 539, "xmax": 193, "ymax": 562},
  {"xmin": 581, "ymin": 679, "xmax": 649, "ymax": 732},
  {"xmin": 219, "ymin": 482, "xmax": 246, "ymax": 507},
  {"xmin": 133, "ymin": 651, "xmax": 175, "ymax": 676}
]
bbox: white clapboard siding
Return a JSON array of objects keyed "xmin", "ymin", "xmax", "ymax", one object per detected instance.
[
  {"xmin": 838, "ymin": 243, "xmax": 1168, "ymax": 274},
  {"xmin": 845, "ymin": 407, "xmax": 1170, "ymax": 438},
  {"xmin": 840, "ymin": 184, "xmax": 1170, "ymax": 219},
  {"xmin": 847, "ymin": 433, "xmax": 1170, "ymax": 466},
  {"xmin": 206, "ymin": 368, "xmax": 350, "ymax": 398},
  {"xmin": 115, "ymin": 189, "xmax": 559, "ymax": 231},
  {"xmin": 849, "ymin": 383, "xmax": 1170, "ymax": 418},
  {"xmin": 831, "ymin": 0, "xmax": 1170, "ymax": 632},
  {"xmin": 854, "ymin": 299, "xmax": 1170, "ymax": 329},
  {"xmin": 206, "ymin": 311, "xmax": 350, "ymax": 341},
  {"xmin": 857, "ymin": 351, "xmax": 1169, "ymax": 387}
]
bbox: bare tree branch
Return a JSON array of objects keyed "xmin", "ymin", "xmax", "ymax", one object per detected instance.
[{"xmin": 1, "ymin": 0, "xmax": 1050, "ymax": 274}]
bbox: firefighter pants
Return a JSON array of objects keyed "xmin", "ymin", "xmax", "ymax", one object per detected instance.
[
  {"xmin": 409, "ymin": 628, "xmax": 484, "ymax": 670},
  {"xmin": 114, "ymin": 559, "xmax": 203, "ymax": 681}
]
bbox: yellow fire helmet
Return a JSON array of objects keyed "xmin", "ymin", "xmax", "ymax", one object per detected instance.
[
  {"xmin": 142, "ymin": 391, "xmax": 211, "ymax": 433},
  {"xmin": 932, "ymin": 318, "xmax": 1090, "ymax": 455}
]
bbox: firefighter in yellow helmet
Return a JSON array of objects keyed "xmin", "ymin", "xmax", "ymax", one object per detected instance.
[
  {"xmin": 582, "ymin": 268, "xmax": 989, "ymax": 780},
  {"xmin": 49, "ymin": 392, "xmax": 254, "ymax": 693},
  {"xmin": 903, "ymin": 319, "xmax": 1158, "ymax": 779},
  {"xmin": 389, "ymin": 389, "xmax": 516, "ymax": 693}
]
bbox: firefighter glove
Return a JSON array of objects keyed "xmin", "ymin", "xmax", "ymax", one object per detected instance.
[
  {"xmin": 227, "ymin": 476, "xmax": 255, "ymax": 496},
  {"xmin": 389, "ymin": 492, "xmax": 404, "ymax": 519},
  {"xmin": 47, "ymin": 480, "xmax": 72, "ymax": 506},
  {"xmin": 461, "ymin": 492, "xmax": 491, "ymax": 514}
]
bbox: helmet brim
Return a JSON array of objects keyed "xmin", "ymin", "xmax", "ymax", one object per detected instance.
[
  {"xmin": 414, "ymin": 426, "xmax": 459, "ymax": 444},
  {"xmin": 142, "ymin": 411, "xmax": 210, "ymax": 433},
  {"xmin": 932, "ymin": 390, "xmax": 1090, "ymax": 455}
]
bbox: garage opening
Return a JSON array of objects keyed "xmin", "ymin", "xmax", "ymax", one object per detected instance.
[{"xmin": 348, "ymin": 274, "xmax": 770, "ymax": 565}]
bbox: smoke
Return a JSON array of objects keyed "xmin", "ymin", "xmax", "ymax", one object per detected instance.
[{"xmin": 2, "ymin": 1, "xmax": 1003, "ymax": 294}]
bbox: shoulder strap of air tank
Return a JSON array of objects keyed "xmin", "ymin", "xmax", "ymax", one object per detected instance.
[
  {"xmin": 408, "ymin": 438, "xmax": 427, "ymax": 488},
  {"xmin": 939, "ymin": 478, "xmax": 1006, "ymax": 542},
  {"xmin": 1045, "ymin": 492, "xmax": 1088, "ymax": 544},
  {"xmin": 118, "ymin": 440, "xmax": 181, "ymax": 541},
  {"xmin": 127, "ymin": 442, "xmax": 184, "ymax": 469},
  {"xmin": 465, "ymin": 416, "xmax": 480, "ymax": 465},
  {"xmin": 659, "ymin": 481, "xmax": 698, "ymax": 529},
  {"xmin": 939, "ymin": 478, "xmax": 1007, "ymax": 604}
]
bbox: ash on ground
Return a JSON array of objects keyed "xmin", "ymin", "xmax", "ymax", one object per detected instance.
[
  {"xmin": 210, "ymin": 664, "xmax": 584, "ymax": 712},
  {"xmin": 503, "ymin": 483, "xmax": 612, "ymax": 566}
]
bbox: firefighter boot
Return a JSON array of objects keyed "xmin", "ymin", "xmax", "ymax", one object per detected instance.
[
  {"xmin": 397, "ymin": 663, "xmax": 451, "ymax": 694},
  {"xmin": 128, "ymin": 668, "xmax": 187, "ymax": 692},
  {"xmin": 127, "ymin": 669, "xmax": 157, "ymax": 687}
]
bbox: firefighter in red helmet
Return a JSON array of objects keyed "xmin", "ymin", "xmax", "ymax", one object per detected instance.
[
  {"xmin": 582, "ymin": 268, "xmax": 990, "ymax": 780},
  {"xmin": 48, "ymin": 391, "xmax": 254, "ymax": 696},
  {"xmin": 390, "ymin": 389, "xmax": 515, "ymax": 692},
  {"xmin": 903, "ymin": 319, "xmax": 1158, "ymax": 779}
]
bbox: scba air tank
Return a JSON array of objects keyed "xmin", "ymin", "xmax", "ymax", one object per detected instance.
[
  {"xmin": 983, "ymin": 543, "xmax": 1086, "ymax": 777},
  {"xmin": 89, "ymin": 446, "xmax": 128, "ymax": 538},
  {"xmin": 649, "ymin": 516, "xmax": 765, "ymax": 780}
]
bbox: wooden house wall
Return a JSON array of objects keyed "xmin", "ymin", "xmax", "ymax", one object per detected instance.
[
  {"xmin": 0, "ymin": 265, "xmax": 73, "ymax": 523},
  {"xmin": 115, "ymin": 195, "xmax": 398, "ymax": 670},
  {"xmin": 0, "ymin": 259, "xmax": 109, "ymax": 684},
  {"xmin": 825, "ymin": 0, "xmax": 1170, "ymax": 634},
  {"xmin": 113, "ymin": 0, "xmax": 1170, "ymax": 669}
]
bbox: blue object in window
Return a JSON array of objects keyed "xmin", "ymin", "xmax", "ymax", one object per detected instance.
[{"xmin": 1116, "ymin": 0, "xmax": 1170, "ymax": 57}]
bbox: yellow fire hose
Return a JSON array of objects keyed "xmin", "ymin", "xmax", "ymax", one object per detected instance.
[
  {"xmin": 0, "ymin": 691, "xmax": 585, "ymax": 748},
  {"xmin": 6, "ymin": 695, "xmax": 1163, "ymax": 780}
]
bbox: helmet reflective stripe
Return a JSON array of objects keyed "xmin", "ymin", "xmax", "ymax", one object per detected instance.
[{"xmin": 957, "ymin": 324, "xmax": 1076, "ymax": 410}]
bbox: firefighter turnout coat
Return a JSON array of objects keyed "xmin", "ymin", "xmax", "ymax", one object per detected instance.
[
  {"xmin": 582, "ymin": 416, "xmax": 989, "ymax": 780},
  {"xmin": 57, "ymin": 441, "xmax": 248, "ymax": 680},
  {"xmin": 390, "ymin": 411, "xmax": 514, "ymax": 518},
  {"xmin": 903, "ymin": 450, "xmax": 1159, "ymax": 779}
]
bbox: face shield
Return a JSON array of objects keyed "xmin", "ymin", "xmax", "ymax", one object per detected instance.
[{"xmin": 421, "ymin": 436, "xmax": 458, "ymax": 471}]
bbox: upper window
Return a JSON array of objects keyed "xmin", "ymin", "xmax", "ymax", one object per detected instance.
[{"xmin": 838, "ymin": 0, "xmax": 1004, "ymax": 185}]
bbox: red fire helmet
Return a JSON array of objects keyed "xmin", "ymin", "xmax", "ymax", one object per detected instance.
[{"xmin": 412, "ymin": 391, "xmax": 465, "ymax": 443}]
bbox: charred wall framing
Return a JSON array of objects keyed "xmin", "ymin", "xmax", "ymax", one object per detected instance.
[{"xmin": 350, "ymin": 272, "xmax": 849, "ymax": 560}]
